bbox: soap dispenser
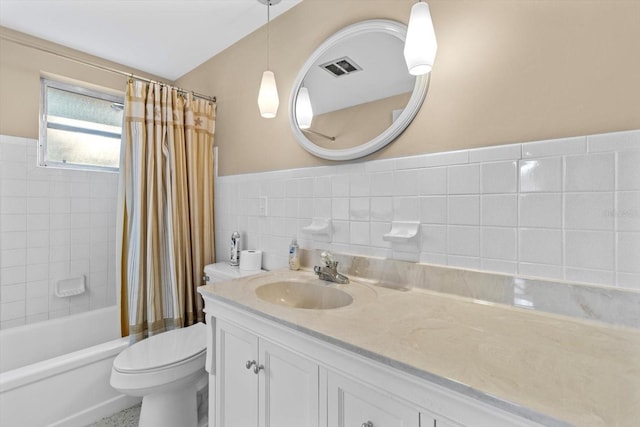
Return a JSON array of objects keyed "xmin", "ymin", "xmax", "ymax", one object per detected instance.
[{"xmin": 288, "ymin": 239, "xmax": 300, "ymax": 271}]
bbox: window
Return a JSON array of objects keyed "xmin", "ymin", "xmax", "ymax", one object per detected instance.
[{"xmin": 40, "ymin": 78, "xmax": 124, "ymax": 171}]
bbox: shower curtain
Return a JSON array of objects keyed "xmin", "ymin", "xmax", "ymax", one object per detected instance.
[{"xmin": 116, "ymin": 79, "xmax": 216, "ymax": 341}]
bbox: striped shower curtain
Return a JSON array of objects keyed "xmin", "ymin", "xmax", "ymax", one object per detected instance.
[{"xmin": 116, "ymin": 79, "xmax": 216, "ymax": 341}]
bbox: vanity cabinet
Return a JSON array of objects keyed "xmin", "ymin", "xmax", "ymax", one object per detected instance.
[
  {"xmin": 204, "ymin": 295, "xmax": 543, "ymax": 427},
  {"xmin": 216, "ymin": 319, "xmax": 319, "ymax": 427},
  {"xmin": 328, "ymin": 371, "xmax": 419, "ymax": 427}
]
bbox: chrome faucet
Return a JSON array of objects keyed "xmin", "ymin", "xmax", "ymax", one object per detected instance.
[{"xmin": 314, "ymin": 251, "xmax": 349, "ymax": 284}]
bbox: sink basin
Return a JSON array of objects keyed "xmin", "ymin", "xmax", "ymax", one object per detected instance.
[{"xmin": 255, "ymin": 281, "xmax": 353, "ymax": 310}]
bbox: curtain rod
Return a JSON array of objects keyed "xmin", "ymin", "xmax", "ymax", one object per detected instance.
[{"xmin": 0, "ymin": 33, "xmax": 217, "ymax": 103}]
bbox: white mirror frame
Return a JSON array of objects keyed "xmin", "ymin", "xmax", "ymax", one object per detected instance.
[{"xmin": 289, "ymin": 19, "xmax": 430, "ymax": 161}]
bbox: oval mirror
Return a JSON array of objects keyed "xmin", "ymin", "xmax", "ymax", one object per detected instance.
[{"xmin": 289, "ymin": 19, "xmax": 430, "ymax": 161}]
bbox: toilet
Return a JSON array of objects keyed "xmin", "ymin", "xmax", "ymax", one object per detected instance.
[{"xmin": 110, "ymin": 322, "xmax": 208, "ymax": 427}]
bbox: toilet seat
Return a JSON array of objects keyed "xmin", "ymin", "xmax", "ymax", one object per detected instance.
[{"xmin": 113, "ymin": 322, "xmax": 207, "ymax": 374}]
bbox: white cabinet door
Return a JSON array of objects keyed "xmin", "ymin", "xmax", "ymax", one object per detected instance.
[
  {"xmin": 420, "ymin": 412, "xmax": 464, "ymax": 427},
  {"xmin": 216, "ymin": 320, "xmax": 259, "ymax": 427},
  {"xmin": 259, "ymin": 338, "xmax": 319, "ymax": 427},
  {"xmin": 216, "ymin": 319, "xmax": 319, "ymax": 427},
  {"xmin": 328, "ymin": 371, "xmax": 420, "ymax": 427}
]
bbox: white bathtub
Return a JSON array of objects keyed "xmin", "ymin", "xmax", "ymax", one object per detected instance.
[{"xmin": 0, "ymin": 307, "xmax": 140, "ymax": 427}]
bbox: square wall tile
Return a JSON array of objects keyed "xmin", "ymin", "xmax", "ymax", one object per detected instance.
[
  {"xmin": 481, "ymin": 161, "xmax": 517, "ymax": 194},
  {"xmin": 519, "ymin": 158, "xmax": 562, "ymax": 193},
  {"xmin": 565, "ymin": 230, "xmax": 614, "ymax": 270},
  {"xmin": 393, "ymin": 197, "xmax": 420, "ymax": 221},
  {"xmin": 370, "ymin": 172, "xmax": 394, "ymax": 197},
  {"xmin": 313, "ymin": 198, "xmax": 331, "ymax": 218},
  {"xmin": 481, "ymin": 194, "xmax": 517, "ymax": 227},
  {"xmin": 394, "ymin": 169, "xmax": 421, "ymax": 197},
  {"xmin": 564, "ymin": 192, "xmax": 614, "ymax": 230},
  {"xmin": 564, "ymin": 153, "xmax": 614, "ymax": 191},
  {"xmin": 447, "ymin": 164, "xmax": 479, "ymax": 195},
  {"xmin": 617, "ymin": 232, "xmax": 640, "ymax": 273},
  {"xmin": 1, "ymin": 231, "xmax": 26, "ymax": 250},
  {"xmin": 371, "ymin": 197, "xmax": 393, "ymax": 222},
  {"xmin": 369, "ymin": 222, "xmax": 392, "ymax": 249},
  {"xmin": 420, "ymin": 224, "xmax": 447, "ymax": 254},
  {"xmin": 350, "ymin": 221, "xmax": 370, "ymax": 246},
  {"xmin": 332, "ymin": 220, "xmax": 350, "ymax": 244},
  {"xmin": 420, "ymin": 196, "xmax": 447, "ymax": 224},
  {"xmin": 448, "ymin": 226, "xmax": 479, "ymax": 257},
  {"xmin": 482, "ymin": 227, "xmax": 517, "ymax": 261},
  {"xmin": 616, "ymin": 192, "xmax": 640, "ymax": 231},
  {"xmin": 420, "ymin": 167, "xmax": 447, "ymax": 195},
  {"xmin": 350, "ymin": 174, "xmax": 370, "ymax": 197},
  {"xmin": 519, "ymin": 229, "xmax": 562, "ymax": 265},
  {"xmin": 519, "ymin": 194, "xmax": 562, "ymax": 228},
  {"xmin": 350, "ymin": 198, "xmax": 370, "ymax": 221},
  {"xmin": 617, "ymin": 151, "xmax": 640, "ymax": 191},
  {"xmin": 331, "ymin": 198, "xmax": 349, "ymax": 221},
  {"xmin": 448, "ymin": 195, "xmax": 479, "ymax": 225}
]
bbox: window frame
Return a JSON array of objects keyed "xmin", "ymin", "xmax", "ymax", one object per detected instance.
[{"xmin": 39, "ymin": 77, "xmax": 124, "ymax": 172}]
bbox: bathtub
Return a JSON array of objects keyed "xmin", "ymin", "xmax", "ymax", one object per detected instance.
[{"xmin": 0, "ymin": 306, "xmax": 140, "ymax": 427}]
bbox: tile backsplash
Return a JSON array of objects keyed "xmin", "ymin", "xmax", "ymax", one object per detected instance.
[
  {"xmin": 215, "ymin": 130, "xmax": 640, "ymax": 290},
  {"xmin": 0, "ymin": 135, "xmax": 118, "ymax": 329}
]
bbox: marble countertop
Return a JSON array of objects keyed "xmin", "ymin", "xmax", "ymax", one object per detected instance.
[{"xmin": 199, "ymin": 269, "xmax": 640, "ymax": 427}]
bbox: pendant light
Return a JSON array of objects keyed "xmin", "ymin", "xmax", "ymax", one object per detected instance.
[
  {"xmin": 257, "ymin": 0, "xmax": 280, "ymax": 118},
  {"xmin": 296, "ymin": 86, "xmax": 313, "ymax": 129},
  {"xmin": 403, "ymin": 0, "xmax": 438, "ymax": 76}
]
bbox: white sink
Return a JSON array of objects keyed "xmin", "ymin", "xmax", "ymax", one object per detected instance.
[{"xmin": 255, "ymin": 281, "xmax": 353, "ymax": 310}]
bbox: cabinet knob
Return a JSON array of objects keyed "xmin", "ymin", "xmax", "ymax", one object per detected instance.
[
  {"xmin": 245, "ymin": 360, "xmax": 257, "ymax": 370},
  {"xmin": 253, "ymin": 364, "xmax": 265, "ymax": 374},
  {"xmin": 361, "ymin": 422, "xmax": 373, "ymax": 427}
]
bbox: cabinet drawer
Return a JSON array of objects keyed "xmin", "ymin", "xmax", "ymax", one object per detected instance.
[{"xmin": 328, "ymin": 371, "xmax": 420, "ymax": 427}]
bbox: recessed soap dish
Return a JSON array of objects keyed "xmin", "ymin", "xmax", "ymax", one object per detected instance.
[
  {"xmin": 302, "ymin": 217, "xmax": 332, "ymax": 236},
  {"xmin": 383, "ymin": 221, "xmax": 420, "ymax": 243},
  {"xmin": 55, "ymin": 276, "xmax": 86, "ymax": 298}
]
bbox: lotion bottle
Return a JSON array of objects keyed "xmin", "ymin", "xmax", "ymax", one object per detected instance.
[{"xmin": 288, "ymin": 239, "xmax": 300, "ymax": 271}]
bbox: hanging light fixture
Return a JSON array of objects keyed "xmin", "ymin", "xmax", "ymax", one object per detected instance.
[
  {"xmin": 403, "ymin": 0, "xmax": 438, "ymax": 76},
  {"xmin": 257, "ymin": 0, "xmax": 280, "ymax": 118},
  {"xmin": 296, "ymin": 86, "xmax": 313, "ymax": 129}
]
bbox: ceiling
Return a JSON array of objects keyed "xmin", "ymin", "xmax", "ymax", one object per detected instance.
[{"xmin": 0, "ymin": 0, "xmax": 303, "ymax": 81}]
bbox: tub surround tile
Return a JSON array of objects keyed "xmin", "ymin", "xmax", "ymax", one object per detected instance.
[{"xmin": 0, "ymin": 136, "xmax": 117, "ymax": 329}]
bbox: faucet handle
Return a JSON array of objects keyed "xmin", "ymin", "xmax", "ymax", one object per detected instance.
[{"xmin": 321, "ymin": 251, "xmax": 334, "ymax": 267}]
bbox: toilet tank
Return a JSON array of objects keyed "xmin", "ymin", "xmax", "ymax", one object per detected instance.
[{"xmin": 203, "ymin": 262, "xmax": 264, "ymax": 284}]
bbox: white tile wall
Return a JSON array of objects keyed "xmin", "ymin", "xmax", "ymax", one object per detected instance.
[
  {"xmin": 215, "ymin": 130, "xmax": 640, "ymax": 290},
  {"xmin": 0, "ymin": 135, "xmax": 118, "ymax": 329}
]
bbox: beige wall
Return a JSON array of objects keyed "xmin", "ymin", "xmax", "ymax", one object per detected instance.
[
  {"xmin": 177, "ymin": 0, "xmax": 640, "ymax": 176},
  {"xmin": 0, "ymin": 27, "xmax": 168, "ymax": 139}
]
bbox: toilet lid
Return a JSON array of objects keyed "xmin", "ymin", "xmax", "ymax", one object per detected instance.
[{"xmin": 114, "ymin": 322, "xmax": 207, "ymax": 373}]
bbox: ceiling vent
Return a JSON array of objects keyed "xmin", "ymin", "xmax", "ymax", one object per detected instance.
[{"xmin": 319, "ymin": 57, "xmax": 362, "ymax": 77}]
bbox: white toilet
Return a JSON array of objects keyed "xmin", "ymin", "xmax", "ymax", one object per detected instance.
[{"xmin": 110, "ymin": 322, "xmax": 208, "ymax": 427}]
